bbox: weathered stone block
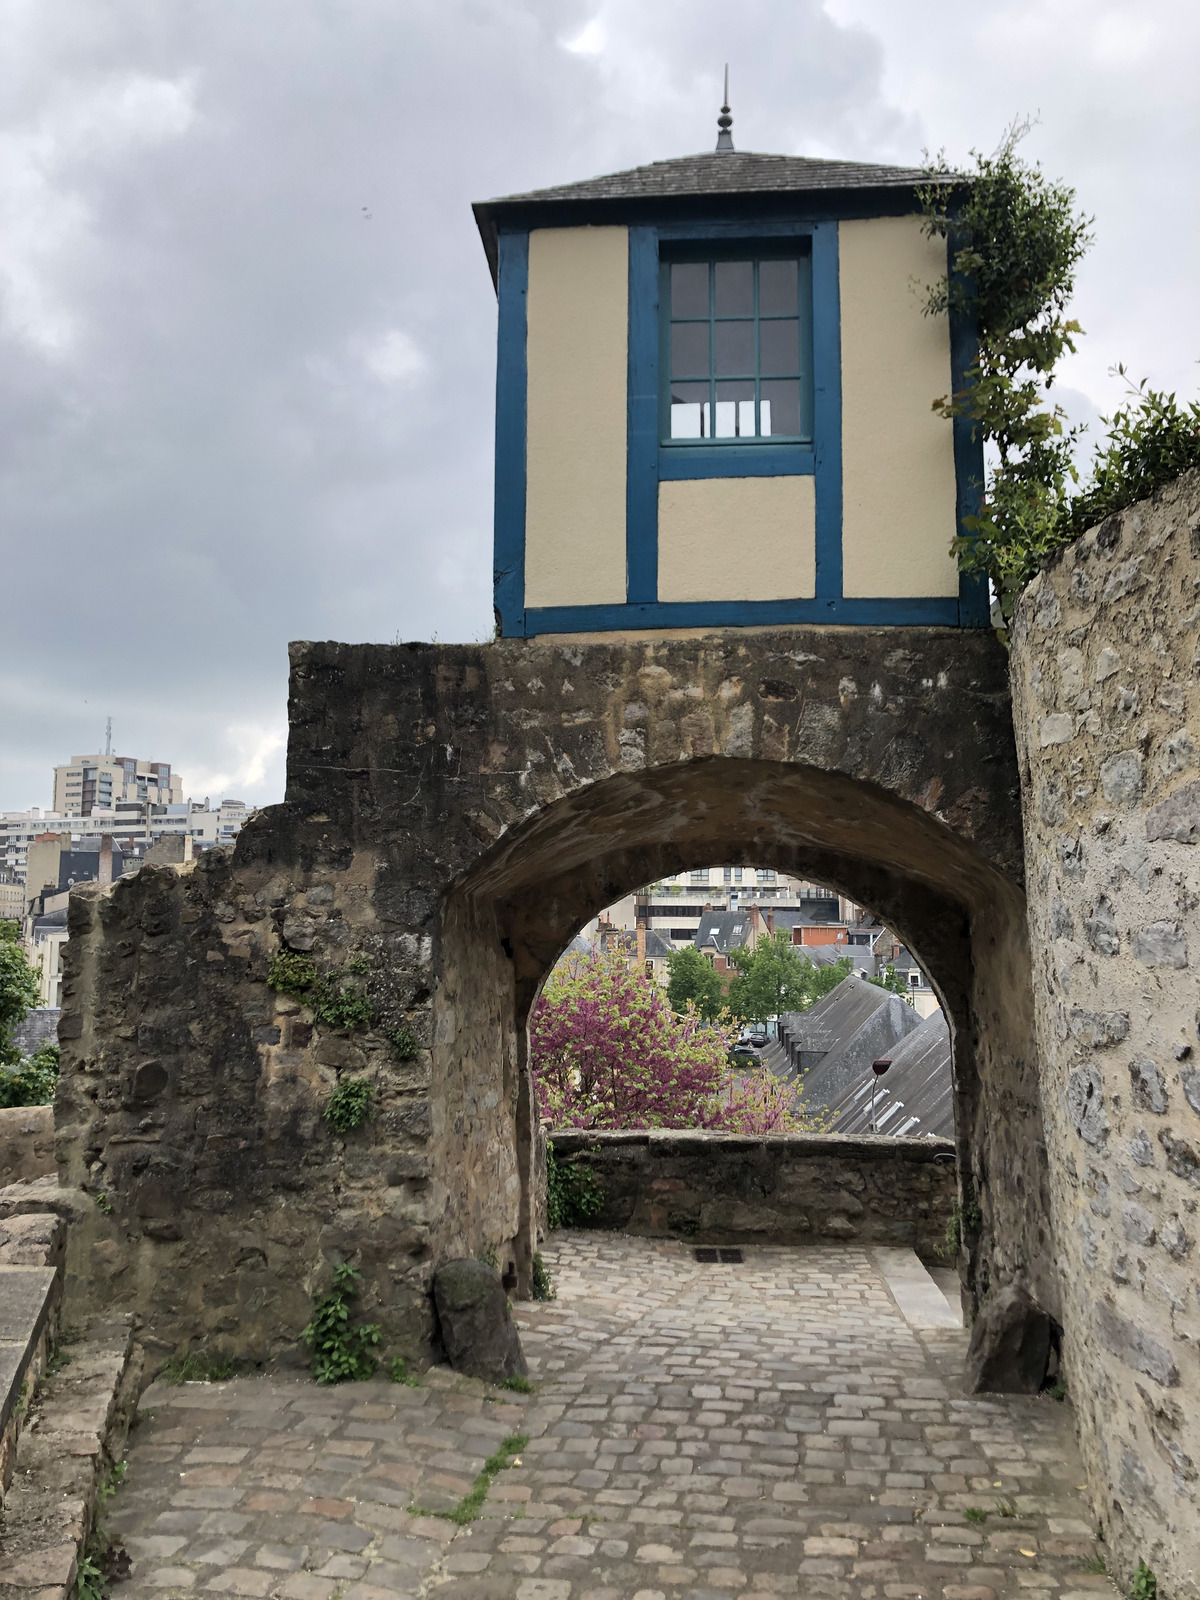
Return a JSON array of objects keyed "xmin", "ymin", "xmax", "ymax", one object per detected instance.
[
  {"xmin": 963, "ymin": 1285, "xmax": 1051, "ymax": 1394},
  {"xmin": 432, "ymin": 1259, "xmax": 526, "ymax": 1381}
]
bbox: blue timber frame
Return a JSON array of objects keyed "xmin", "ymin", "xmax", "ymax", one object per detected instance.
[{"xmin": 491, "ymin": 206, "xmax": 988, "ymax": 637}]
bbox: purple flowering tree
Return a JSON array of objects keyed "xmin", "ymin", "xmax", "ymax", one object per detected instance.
[{"xmin": 530, "ymin": 951, "xmax": 815, "ymax": 1134}]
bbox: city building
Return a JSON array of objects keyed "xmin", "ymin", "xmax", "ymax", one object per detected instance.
[
  {"xmin": 0, "ymin": 867, "xmax": 24, "ymax": 922},
  {"xmin": 54, "ymin": 752, "xmax": 182, "ymax": 817},
  {"xmin": 1, "ymin": 799, "xmax": 252, "ymax": 886}
]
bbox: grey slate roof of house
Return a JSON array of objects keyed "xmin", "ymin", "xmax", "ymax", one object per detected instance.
[
  {"xmin": 473, "ymin": 150, "xmax": 953, "ymax": 282},
  {"xmin": 694, "ymin": 910, "xmax": 753, "ymax": 956},
  {"xmin": 643, "ymin": 930, "xmax": 674, "ymax": 960},
  {"xmin": 779, "ymin": 974, "xmax": 892, "ymax": 1059},
  {"xmin": 821, "ymin": 1010, "xmax": 953, "ymax": 1139},
  {"xmin": 482, "ymin": 151, "xmax": 935, "ymax": 208},
  {"xmin": 796, "ymin": 984, "xmax": 922, "ymax": 1110}
]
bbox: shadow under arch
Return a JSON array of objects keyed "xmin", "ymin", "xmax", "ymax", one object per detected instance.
[{"xmin": 442, "ymin": 756, "xmax": 1053, "ymax": 1323}]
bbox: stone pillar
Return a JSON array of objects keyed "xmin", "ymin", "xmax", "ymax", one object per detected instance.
[{"xmin": 1010, "ymin": 469, "xmax": 1200, "ymax": 1594}]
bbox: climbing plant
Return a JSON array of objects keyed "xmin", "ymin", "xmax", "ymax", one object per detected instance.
[{"xmin": 919, "ymin": 121, "xmax": 1093, "ymax": 622}]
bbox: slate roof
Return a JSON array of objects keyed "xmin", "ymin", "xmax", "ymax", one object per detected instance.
[
  {"xmin": 822, "ymin": 1010, "xmax": 953, "ymax": 1139},
  {"xmin": 473, "ymin": 149, "xmax": 953, "ymax": 284},
  {"xmin": 796, "ymin": 985, "xmax": 922, "ymax": 1110},
  {"xmin": 694, "ymin": 910, "xmax": 754, "ymax": 956},
  {"xmin": 483, "ymin": 151, "xmax": 934, "ymax": 208},
  {"xmin": 644, "ymin": 930, "xmax": 674, "ymax": 960}
]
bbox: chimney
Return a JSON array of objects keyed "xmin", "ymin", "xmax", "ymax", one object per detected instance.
[
  {"xmin": 98, "ymin": 834, "xmax": 114, "ymax": 885},
  {"xmin": 637, "ymin": 926, "xmax": 646, "ymax": 965}
]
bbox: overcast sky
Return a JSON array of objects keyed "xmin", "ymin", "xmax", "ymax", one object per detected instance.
[{"xmin": 2, "ymin": 0, "xmax": 1197, "ymax": 815}]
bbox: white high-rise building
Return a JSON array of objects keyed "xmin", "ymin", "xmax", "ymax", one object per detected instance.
[{"xmin": 54, "ymin": 753, "xmax": 182, "ymax": 817}]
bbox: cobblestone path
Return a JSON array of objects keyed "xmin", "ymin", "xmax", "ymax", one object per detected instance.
[{"xmin": 108, "ymin": 1235, "xmax": 1114, "ymax": 1600}]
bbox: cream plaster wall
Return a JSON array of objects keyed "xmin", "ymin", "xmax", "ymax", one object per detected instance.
[
  {"xmin": 524, "ymin": 226, "xmax": 628, "ymax": 609},
  {"xmin": 839, "ymin": 216, "xmax": 959, "ymax": 599},
  {"xmin": 657, "ymin": 476, "xmax": 816, "ymax": 603}
]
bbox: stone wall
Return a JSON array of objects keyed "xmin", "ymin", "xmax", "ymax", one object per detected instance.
[
  {"xmin": 549, "ymin": 1130, "xmax": 957, "ymax": 1258},
  {"xmin": 0, "ymin": 1107, "xmax": 55, "ymax": 1187},
  {"xmin": 54, "ymin": 625, "xmax": 1036, "ymax": 1367},
  {"xmin": 1010, "ymin": 469, "xmax": 1200, "ymax": 1594}
]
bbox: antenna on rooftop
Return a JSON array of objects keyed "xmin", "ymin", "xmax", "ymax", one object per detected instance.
[
  {"xmin": 105, "ymin": 716, "xmax": 112, "ymax": 758},
  {"xmin": 716, "ymin": 64, "xmax": 734, "ymax": 152}
]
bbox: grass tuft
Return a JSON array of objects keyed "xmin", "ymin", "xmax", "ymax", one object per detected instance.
[{"xmin": 407, "ymin": 1432, "xmax": 529, "ymax": 1525}]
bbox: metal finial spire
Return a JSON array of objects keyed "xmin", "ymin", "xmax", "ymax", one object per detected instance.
[{"xmin": 716, "ymin": 64, "xmax": 734, "ymax": 152}]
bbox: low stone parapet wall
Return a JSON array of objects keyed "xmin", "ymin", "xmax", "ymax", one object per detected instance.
[{"xmin": 547, "ymin": 1129, "xmax": 957, "ymax": 1259}]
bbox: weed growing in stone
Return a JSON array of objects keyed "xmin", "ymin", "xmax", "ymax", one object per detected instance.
[
  {"xmin": 408, "ymin": 1433, "xmax": 529, "ymax": 1524},
  {"xmin": 389, "ymin": 1356, "xmax": 420, "ymax": 1387},
  {"xmin": 1048, "ymin": 1381, "xmax": 1067, "ymax": 1401},
  {"xmin": 325, "ymin": 1076, "xmax": 373, "ymax": 1133},
  {"xmin": 996, "ymin": 1496, "xmax": 1019, "ymax": 1518},
  {"xmin": 1081, "ymin": 1553, "xmax": 1108, "ymax": 1575},
  {"xmin": 497, "ymin": 1374, "xmax": 536, "ymax": 1394},
  {"xmin": 302, "ymin": 1263, "xmax": 382, "ymax": 1383},
  {"xmin": 531, "ymin": 1251, "xmax": 556, "ymax": 1301},
  {"xmin": 1130, "ymin": 1561, "xmax": 1157, "ymax": 1600},
  {"xmin": 267, "ymin": 950, "xmax": 317, "ymax": 996},
  {"xmin": 388, "ymin": 1025, "xmax": 419, "ymax": 1059},
  {"xmin": 76, "ymin": 1462, "xmax": 131, "ymax": 1600},
  {"xmin": 347, "ymin": 955, "xmax": 370, "ymax": 975},
  {"xmin": 963, "ymin": 1507, "xmax": 988, "ymax": 1525},
  {"xmin": 546, "ymin": 1141, "xmax": 604, "ymax": 1230},
  {"xmin": 95, "ymin": 1192, "xmax": 114, "ymax": 1217},
  {"xmin": 312, "ymin": 974, "xmax": 373, "ymax": 1029},
  {"xmin": 159, "ymin": 1350, "xmax": 235, "ymax": 1384}
]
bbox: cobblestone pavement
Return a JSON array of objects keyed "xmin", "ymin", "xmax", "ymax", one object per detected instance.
[{"xmin": 108, "ymin": 1235, "xmax": 1115, "ymax": 1600}]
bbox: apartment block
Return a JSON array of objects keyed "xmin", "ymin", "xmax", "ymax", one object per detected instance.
[{"xmin": 54, "ymin": 753, "xmax": 182, "ymax": 817}]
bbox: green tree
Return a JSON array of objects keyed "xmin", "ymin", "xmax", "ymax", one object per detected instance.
[
  {"xmin": 665, "ymin": 946, "xmax": 727, "ymax": 1020},
  {"xmin": 726, "ymin": 933, "xmax": 853, "ymax": 1023},
  {"xmin": 1, "ymin": 921, "xmax": 40, "ymax": 1067}
]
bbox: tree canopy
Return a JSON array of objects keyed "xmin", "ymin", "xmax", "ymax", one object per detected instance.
[
  {"xmin": 726, "ymin": 932, "xmax": 852, "ymax": 1023},
  {"xmin": 665, "ymin": 945, "xmax": 727, "ymax": 1021}
]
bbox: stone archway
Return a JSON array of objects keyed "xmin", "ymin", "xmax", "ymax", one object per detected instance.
[{"xmin": 56, "ymin": 625, "xmax": 1051, "ymax": 1360}]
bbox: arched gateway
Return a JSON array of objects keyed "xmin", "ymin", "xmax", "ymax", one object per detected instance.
[{"xmin": 57, "ymin": 623, "xmax": 1048, "ymax": 1358}]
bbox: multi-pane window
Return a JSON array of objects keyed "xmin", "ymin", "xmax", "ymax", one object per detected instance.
[{"xmin": 664, "ymin": 254, "xmax": 812, "ymax": 443}]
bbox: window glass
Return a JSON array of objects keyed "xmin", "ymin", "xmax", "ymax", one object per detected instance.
[{"xmin": 665, "ymin": 253, "xmax": 810, "ymax": 444}]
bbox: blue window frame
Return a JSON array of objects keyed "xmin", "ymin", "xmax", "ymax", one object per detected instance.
[{"xmin": 660, "ymin": 248, "xmax": 813, "ymax": 447}]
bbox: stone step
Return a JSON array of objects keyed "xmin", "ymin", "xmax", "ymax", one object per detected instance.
[{"xmin": 0, "ymin": 1315, "xmax": 142, "ymax": 1600}]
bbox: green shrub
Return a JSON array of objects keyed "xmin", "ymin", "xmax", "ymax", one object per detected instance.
[
  {"xmin": 312, "ymin": 975, "xmax": 373, "ymax": 1030},
  {"xmin": 267, "ymin": 950, "xmax": 316, "ymax": 996},
  {"xmin": 546, "ymin": 1140, "xmax": 604, "ymax": 1230},
  {"xmin": 301, "ymin": 1263, "xmax": 382, "ymax": 1383},
  {"xmin": 388, "ymin": 1025, "xmax": 419, "ymax": 1059},
  {"xmin": 325, "ymin": 1077, "xmax": 373, "ymax": 1133},
  {"xmin": 389, "ymin": 1355, "xmax": 420, "ymax": 1387},
  {"xmin": 0, "ymin": 1042, "xmax": 59, "ymax": 1108}
]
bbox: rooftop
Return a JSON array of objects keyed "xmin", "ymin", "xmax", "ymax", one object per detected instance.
[{"xmin": 473, "ymin": 148, "xmax": 952, "ymax": 283}]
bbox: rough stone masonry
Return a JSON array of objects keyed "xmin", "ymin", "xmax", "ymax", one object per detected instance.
[
  {"xmin": 53, "ymin": 624, "xmax": 1047, "ymax": 1373},
  {"xmin": 1011, "ymin": 467, "xmax": 1200, "ymax": 1596}
]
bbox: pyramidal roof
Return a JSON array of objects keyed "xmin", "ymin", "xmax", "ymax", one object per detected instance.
[
  {"xmin": 473, "ymin": 148, "xmax": 947, "ymax": 283},
  {"xmin": 485, "ymin": 149, "xmax": 933, "ymax": 207}
]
